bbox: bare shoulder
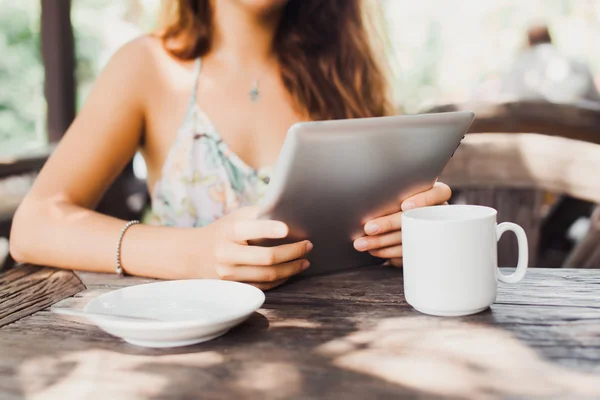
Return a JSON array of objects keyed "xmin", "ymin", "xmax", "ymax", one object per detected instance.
[
  {"xmin": 87, "ymin": 35, "xmax": 191, "ymax": 110},
  {"xmin": 108, "ymin": 35, "xmax": 193, "ymax": 92},
  {"xmin": 103, "ymin": 35, "xmax": 166, "ymax": 80}
]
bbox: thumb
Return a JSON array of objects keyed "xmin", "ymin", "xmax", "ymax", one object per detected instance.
[{"xmin": 235, "ymin": 206, "xmax": 261, "ymax": 220}]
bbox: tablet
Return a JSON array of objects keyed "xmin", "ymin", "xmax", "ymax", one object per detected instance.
[{"xmin": 255, "ymin": 111, "xmax": 474, "ymax": 276}]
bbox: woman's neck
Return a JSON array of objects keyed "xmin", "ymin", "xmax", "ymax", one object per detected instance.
[{"xmin": 211, "ymin": 1, "xmax": 283, "ymax": 71}]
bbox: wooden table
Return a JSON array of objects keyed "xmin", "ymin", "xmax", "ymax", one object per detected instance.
[{"xmin": 1, "ymin": 265, "xmax": 600, "ymax": 400}]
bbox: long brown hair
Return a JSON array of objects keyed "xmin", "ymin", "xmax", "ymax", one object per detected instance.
[{"xmin": 159, "ymin": 0, "xmax": 394, "ymax": 120}]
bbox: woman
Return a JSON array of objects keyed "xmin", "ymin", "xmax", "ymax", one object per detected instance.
[{"xmin": 10, "ymin": 0, "xmax": 451, "ymax": 290}]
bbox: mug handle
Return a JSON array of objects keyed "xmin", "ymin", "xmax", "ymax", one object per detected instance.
[{"xmin": 496, "ymin": 222, "xmax": 529, "ymax": 284}]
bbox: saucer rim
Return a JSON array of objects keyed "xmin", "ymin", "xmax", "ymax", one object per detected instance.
[{"xmin": 83, "ymin": 279, "xmax": 265, "ymax": 329}]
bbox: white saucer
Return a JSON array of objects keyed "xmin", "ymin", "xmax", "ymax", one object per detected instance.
[{"xmin": 83, "ymin": 279, "xmax": 265, "ymax": 348}]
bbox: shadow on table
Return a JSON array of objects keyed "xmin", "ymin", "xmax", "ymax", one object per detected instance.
[
  {"xmin": 12, "ymin": 312, "xmax": 269, "ymax": 399},
  {"xmin": 316, "ymin": 315, "xmax": 600, "ymax": 400},
  {"xmin": 12, "ymin": 270, "xmax": 600, "ymax": 400},
  {"xmin": 15, "ymin": 310, "xmax": 600, "ymax": 400}
]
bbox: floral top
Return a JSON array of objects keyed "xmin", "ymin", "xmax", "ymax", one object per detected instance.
[{"xmin": 146, "ymin": 58, "xmax": 272, "ymax": 227}]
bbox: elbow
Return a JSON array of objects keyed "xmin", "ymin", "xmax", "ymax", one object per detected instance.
[
  {"xmin": 8, "ymin": 239, "xmax": 26, "ymax": 264},
  {"xmin": 9, "ymin": 200, "xmax": 42, "ymax": 263}
]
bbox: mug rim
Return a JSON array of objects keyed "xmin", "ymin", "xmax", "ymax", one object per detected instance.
[{"xmin": 402, "ymin": 204, "xmax": 497, "ymax": 223}]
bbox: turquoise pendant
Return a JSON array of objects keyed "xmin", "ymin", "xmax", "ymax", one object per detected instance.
[{"xmin": 249, "ymin": 80, "xmax": 259, "ymax": 102}]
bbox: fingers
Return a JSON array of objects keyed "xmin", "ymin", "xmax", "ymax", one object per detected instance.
[
  {"xmin": 216, "ymin": 240, "xmax": 313, "ymax": 266},
  {"xmin": 368, "ymin": 245, "xmax": 403, "ymax": 259},
  {"xmin": 249, "ymin": 279, "xmax": 289, "ymax": 291},
  {"xmin": 354, "ymin": 230, "xmax": 402, "ymax": 252},
  {"xmin": 364, "ymin": 211, "xmax": 402, "ymax": 235},
  {"xmin": 234, "ymin": 206, "xmax": 261, "ymax": 219},
  {"xmin": 388, "ymin": 258, "xmax": 403, "ymax": 267},
  {"xmin": 227, "ymin": 219, "xmax": 289, "ymax": 243},
  {"xmin": 216, "ymin": 258, "xmax": 310, "ymax": 283},
  {"xmin": 363, "ymin": 182, "xmax": 452, "ymax": 235},
  {"xmin": 401, "ymin": 181, "xmax": 452, "ymax": 211}
]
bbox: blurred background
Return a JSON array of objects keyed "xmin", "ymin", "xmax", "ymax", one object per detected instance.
[
  {"xmin": 2, "ymin": 0, "xmax": 599, "ymax": 154},
  {"xmin": 1, "ymin": 0, "xmax": 600, "ymax": 269}
]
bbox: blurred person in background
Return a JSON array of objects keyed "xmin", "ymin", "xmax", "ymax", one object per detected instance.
[
  {"xmin": 499, "ymin": 24, "xmax": 600, "ymax": 105},
  {"xmin": 10, "ymin": 0, "xmax": 452, "ymax": 288},
  {"xmin": 498, "ymin": 24, "xmax": 599, "ymax": 264}
]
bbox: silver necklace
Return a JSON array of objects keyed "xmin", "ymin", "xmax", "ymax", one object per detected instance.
[
  {"xmin": 248, "ymin": 61, "xmax": 276, "ymax": 102},
  {"xmin": 249, "ymin": 79, "xmax": 260, "ymax": 102}
]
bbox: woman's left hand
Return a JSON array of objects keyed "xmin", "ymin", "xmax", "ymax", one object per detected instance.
[{"xmin": 353, "ymin": 182, "xmax": 452, "ymax": 267}]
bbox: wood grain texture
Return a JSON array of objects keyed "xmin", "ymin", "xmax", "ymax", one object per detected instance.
[
  {"xmin": 429, "ymin": 100, "xmax": 600, "ymax": 269},
  {"xmin": 426, "ymin": 101, "xmax": 600, "ymax": 145},
  {"xmin": 0, "ymin": 146, "xmax": 51, "ymax": 179},
  {"xmin": 440, "ymin": 133, "xmax": 600, "ymax": 268},
  {"xmin": 0, "ymin": 265, "xmax": 85, "ymax": 328},
  {"xmin": 1, "ymin": 267, "xmax": 600, "ymax": 400},
  {"xmin": 441, "ymin": 133, "xmax": 600, "ymax": 204}
]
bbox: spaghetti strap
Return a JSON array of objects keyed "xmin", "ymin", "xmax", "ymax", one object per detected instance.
[
  {"xmin": 183, "ymin": 58, "xmax": 202, "ymax": 124},
  {"xmin": 148, "ymin": 56, "xmax": 272, "ymax": 228},
  {"xmin": 189, "ymin": 58, "xmax": 202, "ymax": 106}
]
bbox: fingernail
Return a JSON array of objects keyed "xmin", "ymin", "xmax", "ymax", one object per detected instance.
[
  {"xmin": 301, "ymin": 260, "xmax": 311, "ymax": 270},
  {"xmin": 365, "ymin": 223, "xmax": 379, "ymax": 235},
  {"xmin": 306, "ymin": 241, "xmax": 314, "ymax": 252},
  {"xmin": 354, "ymin": 238, "xmax": 368, "ymax": 251},
  {"xmin": 273, "ymin": 224, "xmax": 287, "ymax": 237},
  {"xmin": 402, "ymin": 201, "xmax": 416, "ymax": 211}
]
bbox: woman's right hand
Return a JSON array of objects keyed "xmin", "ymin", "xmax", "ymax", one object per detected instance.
[{"xmin": 212, "ymin": 207, "xmax": 313, "ymax": 290}]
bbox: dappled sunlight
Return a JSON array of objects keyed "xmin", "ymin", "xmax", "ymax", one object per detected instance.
[
  {"xmin": 270, "ymin": 318, "xmax": 321, "ymax": 329},
  {"xmin": 18, "ymin": 349, "xmax": 224, "ymax": 400},
  {"xmin": 234, "ymin": 362, "xmax": 303, "ymax": 398},
  {"xmin": 317, "ymin": 316, "xmax": 600, "ymax": 399}
]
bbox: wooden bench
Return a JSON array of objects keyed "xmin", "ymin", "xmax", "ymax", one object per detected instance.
[{"xmin": 429, "ymin": 101, "xmax": 600, "ymax": 268}]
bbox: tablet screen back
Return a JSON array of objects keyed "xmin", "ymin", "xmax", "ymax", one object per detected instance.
[{"xmin": 256, "ymin": 111, "xmax": 474, "ymax": 276}]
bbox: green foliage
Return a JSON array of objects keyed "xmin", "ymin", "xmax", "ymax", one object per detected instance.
[
  {"xmin": 0, "ymin": 0, "xmax": 158, "ymax": 155},
  {"xmin": 0, "ymin": 1, "xmax": 45, "ymax": 154},
  {"xmin": 71, "ymin": 0, "xmax": 159, "ymax": 107},
  {"xmin": 0, "ymin": 0, "xmax": 598, "ymax": 155}
]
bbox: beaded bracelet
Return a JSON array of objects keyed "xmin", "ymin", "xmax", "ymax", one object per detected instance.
[{"xmin": 116, "ymin": 220, "xmax": 140, "ymax": 278}]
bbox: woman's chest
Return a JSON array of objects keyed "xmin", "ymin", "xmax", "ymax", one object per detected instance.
[{"xmin": 143, "ymin": 73, "xmax": 301, "ymax": 186}]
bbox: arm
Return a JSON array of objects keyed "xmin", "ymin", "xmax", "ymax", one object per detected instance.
[
  {"xmin": 10, "ymin": 38, "xmax": 311, "ymax": 284},
  {"xmin": 9, "ymin": 38, "xmax": 211, "ymax": 279}
]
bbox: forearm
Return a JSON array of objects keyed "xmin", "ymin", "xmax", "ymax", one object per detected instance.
[{"xmin": 10, "ymin": 200, "xmax": 218, "ymax": 280}]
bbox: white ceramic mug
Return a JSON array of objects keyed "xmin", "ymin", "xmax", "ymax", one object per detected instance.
[{"xmin": 401, "ymin": 205, "xmax": 528, "ymax": 317}]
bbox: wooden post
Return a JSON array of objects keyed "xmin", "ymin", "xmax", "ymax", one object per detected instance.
[{"xmin": 41, "ymin": 0, "xmax": 76, "ymax": 142}]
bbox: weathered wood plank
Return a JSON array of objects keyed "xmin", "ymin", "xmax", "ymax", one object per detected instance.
[
  {"xmin": 441, "ymin": 133, "xmax": 600, "ymax": 268},
  {"xmin": 0, "ymin": 265, "xmax": 85, "ymax": 327},
  {"xmin": 495, "ymin": 268, "xmax": 600, "ymax": 308},
  {"xmin": 2, "ymin": 303, "xmax": 599, "ymax": 399},
  {"xmin": 0, "ymin": 147, "xmax": 51, "ymax": 179},
  {"xmin": 1, "ymin": 267, "xmax": 599, "ymax": 400},
  {"xmin": 441, "ymin": 134, "xmax": 600, "ymax": 205},
  {"xmin": 76, "ymin": 271, "xmax": 156, "ymax": 288},
  {"xmin": 68, "ymin": 267, "xmax": 600, "ymax": 309},
  {"xmin": 2, "ymin": 304, "xmax": 600, "ymax": 398},
  {"xmin": 426, "ymin": 101, "xmax": 600, "ymax": 145},
  {"xmin": 430, "ymin": 101, "xmax": 600, "ymax": 269}
]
